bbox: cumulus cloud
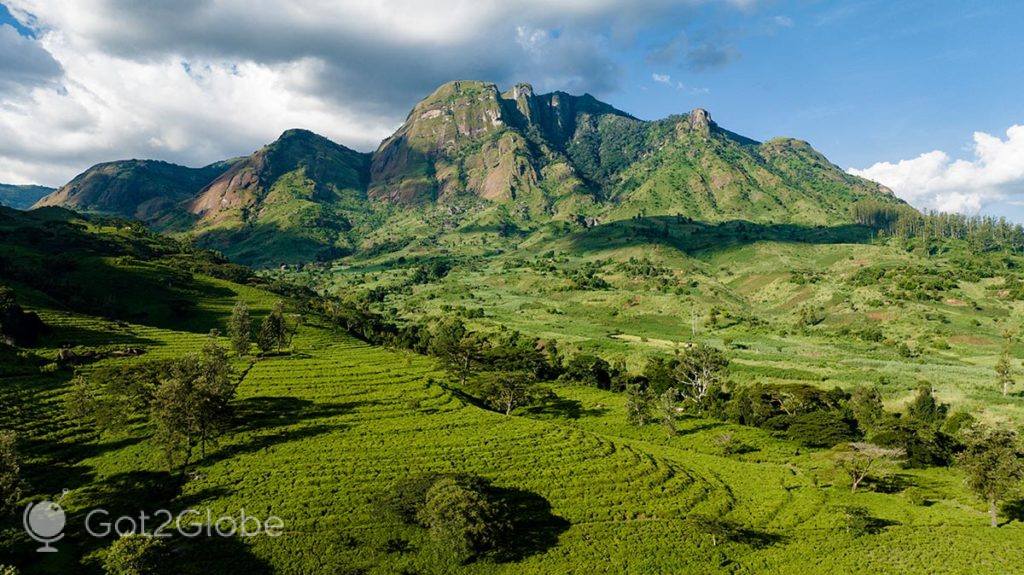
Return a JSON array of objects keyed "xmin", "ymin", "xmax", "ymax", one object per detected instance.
[
  {"xmin": 849, "ymin": 125, "xmax": 1024, "ymax": 214},
  {"xmin": 0, "ymin": 24, "xmax": 62, "ymax": 94},
  {"xmin": 0, "ymin": 0, "xmax": 758, "ymax": 185},
  {"xmin": 652, "ymin": 73, "xmax": 672, "ymax": 83}
]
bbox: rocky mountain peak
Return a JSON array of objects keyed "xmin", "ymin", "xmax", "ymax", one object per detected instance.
[{"xmin": 687, "ymin": 108, "xmax": 714, "ymax": 135}]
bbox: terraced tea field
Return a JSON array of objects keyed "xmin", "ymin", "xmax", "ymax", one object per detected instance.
[{"xmin": 4, "ymin": 278, "xmax": 1022, "ymax": 574}]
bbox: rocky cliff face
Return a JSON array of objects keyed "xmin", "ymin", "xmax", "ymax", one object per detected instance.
[{"xmin": 368, "ymin": 80, "xmax": 639, "ymax": 206}]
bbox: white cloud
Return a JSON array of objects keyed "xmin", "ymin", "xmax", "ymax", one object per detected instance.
[
  {"xmin": 652, "ymin": 73, "xmax": 671, "ymax": 83},
  {"xmin": 772, "ymin": 15, "xmax": 794, "ymax": 28},
  {"xmin": 849, "ymin": 125, "xmax": 1024, "ymax": 214},
  {"xmin": 0, "ymin": 0, "xmax": 757, "ymax": 185}
]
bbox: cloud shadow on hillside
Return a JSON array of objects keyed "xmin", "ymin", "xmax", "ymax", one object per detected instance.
[{"xmin": 568, "ymin": 217, "xmax": 875, "ymax": 256}]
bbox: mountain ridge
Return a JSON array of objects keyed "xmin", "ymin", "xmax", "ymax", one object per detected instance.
[{"xmin": 32, "ymin": 79, "xmax": 902, "ymax": 265}]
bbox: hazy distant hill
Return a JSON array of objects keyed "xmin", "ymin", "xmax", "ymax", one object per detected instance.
[{"xmin": 0, "ymin": 183, "xmax": 54, "ymax": 209}]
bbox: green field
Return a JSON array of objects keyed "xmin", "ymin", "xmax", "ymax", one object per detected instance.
[{"xmin": 2, "ymin": 270, "xmax": 1022, "ymax": 573}]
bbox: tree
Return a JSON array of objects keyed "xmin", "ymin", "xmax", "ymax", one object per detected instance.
[
  {"xmin": 193, "ymin": 336, "xmax": 235, "ymax": 458},
  {"xmin": 416, "ymin": 476, "xmax": 507, "ymax": 561},
  {"xmin": 102, "ymin": 534, "xmax": 166, "ymax": 575},
  {"xmin": 995, "ymin": 332, "xmax": 1015, "ymax": 396},
  {"xmin": 0, "ymin": 430, "xmax": 21, "ymax": 514},
  {"xmin": 473, "ymin": 371, "xmax": 547, "ymax": 416},
  {"xmin": 150, "ymin": 336, "xmax": 236, "ymax": 472},
  {"xmin": 673, "ymin": 344, "xmax": 728, "ymax": 406},
  {"xmin": 832, "ymin": 442, "xmax": 905, "ymax": 492},
  {"xmin": 906, "ymin": 384, "xmax": 948, "ymax": 428},
  {"xmin": 227, "ymin": 300, "xmax": 252, "ymax": 356},
  {"xmin": 256, "ymin": 301, "xmax": 289, "ymax": 353},
  {"xmin": 270, "ymin": 301, "xmax": 289, "ymax": 347},
  {"xmin": 658, "ymin": 387, "xmax": 681, "ymax": 436},
  {"xmin": 849, "ymin": 385, "xmax": 886, "ymax": 433},
  {"xmin": 430, "ymin": 318, "xmax": 483, "ymax": 387},
  {"xmin": 957, "ymin": 426, "xmax": 1024, "ymax": 527},
  {"xmin": 625, "ymin": 383, "xmax": 654, "ymax": 426}
]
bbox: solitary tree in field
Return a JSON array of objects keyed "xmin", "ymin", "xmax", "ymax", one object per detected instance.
[
  {"xmin": 0, "ymin": 430, "xmax": 21, "ymax": 514},
  {"xmin": 832, "ymin": 442, "xmax": 905, "ymax": 492},
  {"xmin": 995, "ymin": 332, "xmax": 1015, "ymax": 396},
  {"xmin": 957, "ymin": 426, "xmax": 1024, "ymax": 527},
  {"xmin": 227, "ymin": 300, "xmax": 252, "ymax": 356},
  {"xmin": 474, "ymin": 371, "xmax": 546, "ymax": 416}
]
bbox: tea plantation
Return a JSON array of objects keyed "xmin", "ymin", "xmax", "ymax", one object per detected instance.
[{"xmin": 2, "ymin": 273, "xmax": 1022, "ymax": 574}]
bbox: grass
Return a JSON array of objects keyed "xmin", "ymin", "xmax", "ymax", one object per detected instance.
[{"xmin": 3, "ymin": 271, "xmax": 1023, "ymax": 574}]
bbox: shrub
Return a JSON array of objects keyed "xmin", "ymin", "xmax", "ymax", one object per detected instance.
[
  {"xmin": 902, "ymin": 486, "xmax": 930, "ymax": 506},
  {"xmin": 417, "ymin": 477, "xmax": 508, "ymax": 561},
  {"xmin": 785, "ymin": 411, "xmax": 859, "ymax": 448},
  {"xmin": 102, "ymin": 534, "xmax": 166, "ymax": 575}
]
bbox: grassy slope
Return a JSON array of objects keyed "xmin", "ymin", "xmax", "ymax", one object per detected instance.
[
  {"xmin": 2, "ymin": 210, "xmax": 1021, "ymax": 573},
  {"xmin": 3, "ymin": 282, "xmax": 1021, "ymax": 574},
  {"xmin": 305, "ymin": 218, "xmax": 1024, "ymax": 426}
]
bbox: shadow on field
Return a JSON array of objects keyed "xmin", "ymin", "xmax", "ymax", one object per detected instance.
[
  {"xmin": 53, "ymin": 470, "xmax": 273, "ymax": 575},
  {"xmin": 491, "ymin": 486, "xmax": 571, "ymax": 563},
  {"xmin": 1002, "ymin": 498, "xmax": 1024, "ymax": 525},
  {"xmin": 568, "ymin": 217, "xmax": 874, "ymax": 256},
  {"xmin": 199, "ymin": 395, "xmax": 369, "ymax": 465},
  {"xmin": 232, "ymin": 395, "xmax": 376, "ymax": 431},
  {"xmin": 39, "ymin": 323, "xmax": 157, "ymax": 348},
  {"xmin": 524, "ymin": 396, "xmax": 609, "ymax": 420}
]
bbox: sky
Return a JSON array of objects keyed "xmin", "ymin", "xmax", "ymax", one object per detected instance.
[{"xmin": 1, "ymin": 0, "xmax": 1023, "ymax": 220}]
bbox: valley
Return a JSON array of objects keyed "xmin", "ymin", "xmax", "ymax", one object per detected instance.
[{"xmin": 2, "ymin": 78, "xmax": 1023, "ymax": 574}]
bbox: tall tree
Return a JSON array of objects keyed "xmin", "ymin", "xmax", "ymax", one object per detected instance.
[
  {"xmin": 673, "ymin": 343, "xmax": 728, "ymax": 407},
  {"xmin": 849, "ymin": 385, "xmax": 886, "ymax": 433},
  {"xmin": 906, "ymin": 384, "xmax": 948, "ymax": 428},
  {"xmin": 227, "ymin": 300, "xmax": 252, "ymax": 356},
  {"xmin": 150, "ymin": 335, "xmax": 236, "ymax": 473},
  {"xmin": 430, "ymin": 318, "xmax": 482, "ymax": 386},
  {"xmin": 957, "ymin": 427, "xmax": 1024, "ymax": 527}
]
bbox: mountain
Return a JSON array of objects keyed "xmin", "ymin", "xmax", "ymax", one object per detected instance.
[
  {"xmin": 368, "ymin": 80, "xmax": 633, "ymax": 208},
  {"xmin": 366, "ymin": 80, "xmax": 895, "ymax": 226},
  {"xmin": 33, "ymin": 159, "xmax": 236, "ymax": 229},
  {"xmin": 187, "ymin": 129, "xmax": 371, "ymax": 266},
  {"xmin": 0, "ymin": 183, "xmax": 54, "ymax": 210},
  {"xmin": 34, "ymin": 80, "xmax": 902, "ymax": 266}
]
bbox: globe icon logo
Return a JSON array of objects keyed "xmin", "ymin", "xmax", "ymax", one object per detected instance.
[{"xmin": 23, "ymin": 500, "xmax": 66, "ymax": 552}]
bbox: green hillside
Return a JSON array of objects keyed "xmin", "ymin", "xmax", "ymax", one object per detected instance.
[
  {"xmin": 0, "ymin": 184, "xmax": 54, "ymax": 210},
  {"xmin": 33, "ymin": 80, "xmax": 903, "ymax": 268},
  {"xmin": 187, "ymin": 129, "xmax": 371, "ymax": 267},
  {"xmin": 1, "ymin": 207, "xmax": 1022, "ymax": 574},
  {"xmin": 33, "ymin": 160, "xmax": 236, "ymax": 230}
]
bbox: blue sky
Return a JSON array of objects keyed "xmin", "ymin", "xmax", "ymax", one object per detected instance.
[{"xmin": 1, "ymin": 0, "xmax": 1023, "ymax": 219}]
